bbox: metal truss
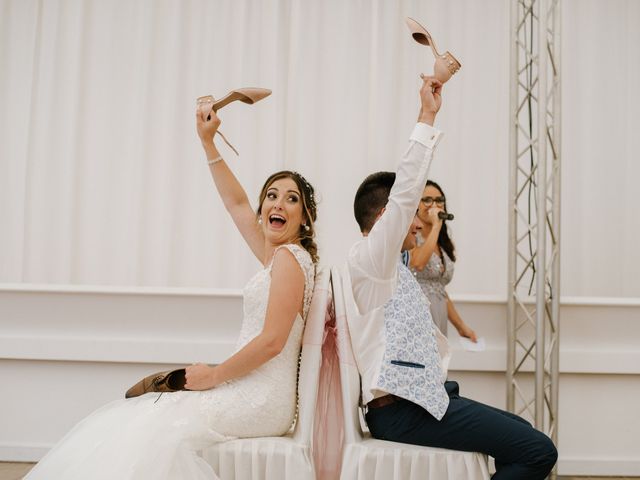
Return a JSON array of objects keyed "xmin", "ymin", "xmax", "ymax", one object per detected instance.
[{"xmin": 507, "ymin": 0, "xmax": 561, "ymax": 477}]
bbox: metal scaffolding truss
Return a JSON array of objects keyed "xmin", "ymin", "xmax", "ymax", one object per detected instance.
[{"xmin": 507, "ymin": 0, "xmax": 561, "ymax": 475}]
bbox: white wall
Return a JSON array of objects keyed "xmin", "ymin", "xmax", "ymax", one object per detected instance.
[{"xmin": 1, "ymin": 288, "xmax": 639, "ymax": 475}]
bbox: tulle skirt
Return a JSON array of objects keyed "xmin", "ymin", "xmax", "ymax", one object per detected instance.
[
  {"xmin": 25, "ymin": 361, "xmax": 297, "ymax": 480},
  {"xmin": 26, "ymin": 391, "xmax": 235, "ymax": 480}
]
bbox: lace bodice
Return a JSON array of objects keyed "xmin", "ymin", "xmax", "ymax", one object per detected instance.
[
  {"xmin": 196, "ymin": 243, "xmax": 315, "ymax": 437},
  {"xmin": 238, "ymin": 243, "xmax": 315, "ymax": 351},
  {"xmin": 162, "ymin": 243, "xmax": 317, "ymax": 438}
]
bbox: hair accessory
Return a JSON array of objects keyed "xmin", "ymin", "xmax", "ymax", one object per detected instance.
[{"xmin": 290, "ymin": 171, "xmax": 316, "ymax": 210}]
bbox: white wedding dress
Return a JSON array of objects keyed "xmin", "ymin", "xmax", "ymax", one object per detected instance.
[{"xmin": 25, "ymin": 244, "xmax": 315, "ymax": 480}]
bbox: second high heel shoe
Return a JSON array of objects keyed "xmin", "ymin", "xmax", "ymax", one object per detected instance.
[
  {"xmin": 197, "ymin": 87, "xmax": 272, "ymax": 155},
  {"xmin": 406, "ymin": 17, "xmax": 461, "ymax": 83}
]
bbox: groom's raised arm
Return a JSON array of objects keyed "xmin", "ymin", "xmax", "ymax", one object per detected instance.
[{"xmin": 348, "ymin": 76, "xmax": 444, "ymax": 314}]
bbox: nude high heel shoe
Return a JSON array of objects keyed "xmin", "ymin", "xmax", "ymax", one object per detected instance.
[
  {"xmin": 406, "ymin": 17, "xmax": 461, "ymax": 83},
  {"xmin": 197, "ymin": 87, "xmax": 272, "ymax": 155},
  {"xmin": 208, "ymin": 87, "xmax": 271, "ymax": 112}
]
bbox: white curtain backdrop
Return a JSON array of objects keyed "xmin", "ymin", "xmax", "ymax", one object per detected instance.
[{"xmin": 1, "ymin": 0, "xmax": 638, "ymax": 297}]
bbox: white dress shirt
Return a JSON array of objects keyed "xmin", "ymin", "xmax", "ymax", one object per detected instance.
[{"xmin": 343, "ymin": 122, "xmax": 451, "ymax": 405}]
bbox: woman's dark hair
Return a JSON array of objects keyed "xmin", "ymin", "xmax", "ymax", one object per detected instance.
[
  {"xmin": 425, "ymin": 180, "xmax": 456, "ymax": 262},
  {"xmin": 257, "ymin": 170, "xmax": 319, "ymax": 263}
]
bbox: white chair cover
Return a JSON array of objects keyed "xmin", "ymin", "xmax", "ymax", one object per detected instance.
[
  {"xmin": 202, "ymin": 268, "xmax": 331, "ymax": 480},
  {"xmin": 330, "ymin": 267, "xmax": 491, "ymax": 480}
]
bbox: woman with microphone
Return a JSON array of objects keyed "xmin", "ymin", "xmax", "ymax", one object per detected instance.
[{"xmin": 405, "ymin": 180, "xmax": 478, "ymax": 341}]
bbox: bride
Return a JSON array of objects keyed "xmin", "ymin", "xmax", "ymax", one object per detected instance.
[{"xmin": 25, "ymin": 103, "xmax": 318, "ymax": 479}]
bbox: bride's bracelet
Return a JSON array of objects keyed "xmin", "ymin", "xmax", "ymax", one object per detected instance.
[{"xmin": 207, "ymin": 155, "xmax": 223, "ymax": 166}]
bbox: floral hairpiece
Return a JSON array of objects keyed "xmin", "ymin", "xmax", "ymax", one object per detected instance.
[{"xmin": 291, "ymin": 171, "xmax": 316, "ymax": 210}]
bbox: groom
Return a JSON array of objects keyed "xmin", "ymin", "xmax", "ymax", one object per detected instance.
[{"xmin": 341, "ymin": 75, "xmax": 557, "ymax": 479}]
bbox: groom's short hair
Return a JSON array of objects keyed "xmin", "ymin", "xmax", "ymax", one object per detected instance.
[{"xmin": 353, "ymin": 171, "xmax": 396, "ymax": 233}]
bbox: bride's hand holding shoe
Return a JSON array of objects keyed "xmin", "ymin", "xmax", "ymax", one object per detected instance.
[
  {"xmin": 185, "ymin": 363, "xmax": 220, "ymax": 391},
  {"xmin": 196, "ymin": 103, "xmax": 221, "ymax": 146}
]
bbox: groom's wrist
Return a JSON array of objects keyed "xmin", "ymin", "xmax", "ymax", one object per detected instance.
[{"xmin": 418, "ymin": 112, "xmax": 436, "ymax": 126}]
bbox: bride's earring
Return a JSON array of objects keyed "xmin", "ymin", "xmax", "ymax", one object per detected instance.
[
  {"xmin": 258, "ymin": 217, "xmax": 263, "ymax": 225},
  {"xmin": 302, "ymin": 224, "xmax": 310, "ymax": 232}
]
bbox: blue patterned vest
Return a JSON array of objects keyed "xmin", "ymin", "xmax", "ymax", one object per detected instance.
[{"xmin": 374, "ymin": 258, "xmax": 450, "ymax": 420}]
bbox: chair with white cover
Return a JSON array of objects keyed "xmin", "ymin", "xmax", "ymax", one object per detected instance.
[
  {"xmin": 330, "ymin": 267, "xmax": 491, "ymax": 480},
  {"xmin": 202, "ymin": 268, "xmax": 330, "ymax": 480}
]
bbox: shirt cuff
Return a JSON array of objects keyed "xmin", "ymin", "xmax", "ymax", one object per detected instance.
[{"xmin": 410, "ymin": 122, "xmax": 444, "ymax": 149}]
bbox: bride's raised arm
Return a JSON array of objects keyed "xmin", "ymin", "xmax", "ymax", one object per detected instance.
[{"xmin": 196, "ymin": 106, "xmax": 265, "ymax": 262}]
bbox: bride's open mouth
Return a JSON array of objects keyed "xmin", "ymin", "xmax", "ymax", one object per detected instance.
[{"xmin": 269, "ymin": 214, "xmax": 286, "ymax": 229}]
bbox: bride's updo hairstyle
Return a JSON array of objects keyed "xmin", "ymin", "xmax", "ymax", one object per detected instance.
[{"xmin": 257, "ymin": 170, "xmax": 319, "ymax": 263}]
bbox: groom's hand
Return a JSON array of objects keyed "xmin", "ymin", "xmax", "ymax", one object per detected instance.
[{"xmin": 418, "ymin": 74, "xmax": 443, "ymax": 126}]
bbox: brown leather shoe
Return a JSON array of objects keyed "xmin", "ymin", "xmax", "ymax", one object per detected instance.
[{"xmin": 125, "ymin": 368, "xmax": 187, "ymax": 399}]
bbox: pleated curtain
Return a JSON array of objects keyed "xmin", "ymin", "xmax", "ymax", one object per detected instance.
[{"xmin": 1, "ymin": 0, "xmax": 638, "ymax": 297}]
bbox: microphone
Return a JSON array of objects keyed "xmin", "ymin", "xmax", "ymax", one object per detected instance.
[{"xmin": 438, "ymin": 212, "xmax": 454, "ymax": 221}]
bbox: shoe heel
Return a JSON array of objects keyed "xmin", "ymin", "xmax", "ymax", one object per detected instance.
[
  {"xmin": 434, "ymin": 51, "xmax": 461, "ymax": 83},
  {"xmin": 406, "ymin": 17, "xmax": 461, "ymax": 83}
]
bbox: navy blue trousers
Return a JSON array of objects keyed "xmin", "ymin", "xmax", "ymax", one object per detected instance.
[{"xmin": 365, "ymin": 381, "xmax": 558, "ymax": 479}]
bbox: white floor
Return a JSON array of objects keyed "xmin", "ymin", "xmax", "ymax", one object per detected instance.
[{"xmin": 1, "ymin": 462, "xmax": 638, "ymax": 480}]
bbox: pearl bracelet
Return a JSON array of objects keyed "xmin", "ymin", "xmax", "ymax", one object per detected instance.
[{"xmin": 207, "ymin": 155, "xmax": 223, "ymax": 165}]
